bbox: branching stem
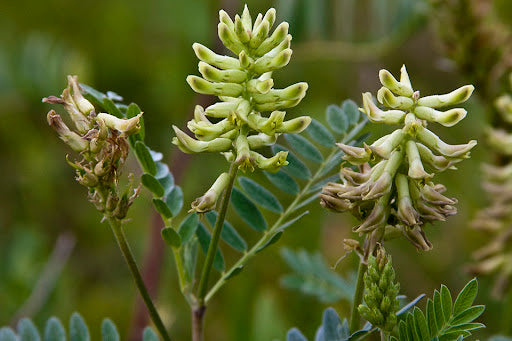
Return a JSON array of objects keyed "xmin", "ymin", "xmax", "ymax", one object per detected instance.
[{"xmin": 350, "ymin": 260, "xmax": 368, "ymax": 333}]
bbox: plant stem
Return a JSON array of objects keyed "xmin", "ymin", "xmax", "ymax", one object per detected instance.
[
  {"xmin": 192, "ymin": 306, "xmax": 206, "ymax": 341},
  {"xmin": 350, "ymin": 261, "xmax": 368, "ymax": 333},
  {"xmin": 108, "ymin": 216, "xmax": 172, "ymax": 341}
]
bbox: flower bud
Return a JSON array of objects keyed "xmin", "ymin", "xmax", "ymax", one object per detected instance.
[
  {"xmin": 362, "ymin": 92, "xmax": 406, "ymax": 124},
  {"xmin": 218, "ymin": 22, "xmax": 244, "ymax": 55},
  {"xmin": 205, "ymin": 101, "xmax": 240, "ymax": 118},
  {"xmin": 416, "ymin": 125, "xmax": 476, "ymax": 158},
  {"xmin": 354, "ymin": 193, "xmax": 391, "ymax": 233},
  {"xmin": 198, "ymin": 61, "xmax": 247, "ymax": 84},
  {"xmin": 402, "ymin": 225, "xmax": 433, "ymax": 251},
  {"xmin": 47, "ymin": 110, "xmax": 89, "ymax": 152},
  {"xmin": 96, "ymin": 112, "xmax": 142, "ymax": 136},
  {"xmin": 339, "ymin": 144, "xmax": 371, "ymax": 164},
  {"xmin": 187, "ymin": 75, "xmax": 244, "ymax": 97},
  {"xmin": 250, "ymin": 19, "xmax": 269, "ymax": 48},
  {"xmin": 396, "ymin": 174, "xmax": 419, "ymax": 226},
  {"xmin": 275, "ymin": 116, "xmax": 311, "ymax": 134},
  {"xmin": 252, "ymin": 82, "xmax": 308, "ymax": 103},
  {"xmin": 255, "ymin": 22, "xmax": 289, "ymax": 56},
  {"xmin": 234, "ymin": 15, "xmax": 250, "ymax": 43},
  {"xmin": 76, "ymin": 168, "xmax": 99, "ymax": 187},
  {"xmin": 190, "ymin": 172, "xmax": 230, "ymax": 213},
  {"xmin": 247, "ymin": 111, "xmax": 285, "ymax": 134},
  {"xmin": 68, "ymin": 75, "xmax": 95, "ymax": 115},
  {"xmin": 188, "ymin": 118, "xmax": 235, "ymax": 141},
  {"xmin": 414, "ymin": 106, "xmax": 467, "ymax": 127},
  {"xmin": 377, "ymin": 87, "xmax": 414, "ymax": 110},
  {"xmin": 250, "ymin": 150, "xmax": 288, "ymax": 172},
  {"xmin": 406, "ymin": 140, "xmax": 432, "ymax": 179},
  {"xmin": 379, "ymin": 69, "xmax": 413, "ymax": 97},
  {"xmin": 192, "ymin": 43, "xmax": 241, "ymax": 70},
  {"xmin": 247, "ymin": 78, "xmax": 274, "ymax": 94},
  {"xmin": 369, "ymin": 129, "xmax": 406, "ymax": 159},
  {"xmin": 172, "ymin": 126, "xmax": 232, "ymax": 153},
  {"xmin": 253, "ymin": 48, "xmax": 292, "ymax": 75},
  {"xmin": 247, "ymin": 133, "xmax": 277, "ymax": 149},
  {"xmin": 417, "ymin": 85, "xmax": 474, "ymax": 108}
]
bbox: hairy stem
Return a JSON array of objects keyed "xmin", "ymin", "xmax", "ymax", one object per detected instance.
[
  {"xmin": 108, "ymin": 216, "xmax": 172, "ymax": 341},
  {"xmin": 350, "ymin": 261, "xmax": 368, "ymax": 333}
]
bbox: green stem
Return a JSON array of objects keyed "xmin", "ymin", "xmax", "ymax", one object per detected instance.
[
  {"xmin": 350, "ymin": 261, "xmax": 368, "ymax": 333},
  {"xmin": 108, "ymin": 216, "xmax": 172, "ymax": 341},
  {"xmin": 205, "ymin": 118, "xmax": 369, "ymax": 303},
  {"xmin": 197, "ymin": 162, "xmax": 239, "ymax": 303}
]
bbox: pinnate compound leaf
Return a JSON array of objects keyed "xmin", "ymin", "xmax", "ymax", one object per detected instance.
[
  {"xmin": 205, "ymin": 211, "xmax": 247, "ymax": 252},
  {"xmin": 306, "ymin": 119, "xmax": 336, "ymax": 147},
  {"xmin": 326, "ymin": 104, "xmax": 348, "ymax": 134},
  {"xmin": 17, "ymin": 319, "xmax": 40, "ymax": 341},
  {"xmin": 69, "ymin": 313, "xmax": 89, "ymax": 341},
  {"xmin": 178, "ymin": 213, "xmax": 199, "ymax": 245},
  {"xmin": 453, "ymin": 278, "xmax": 478, "ymax": 316},
  {"xmin": 101, "ymin": 319, "xmax": 119, "ymax": 341},
  {"xmin": 141, "ymin": 174, "xmax": 165, "ymax": 197},
  {"xmin": 272, "ymin": 145, "xmax": 311, "ymax": 179},
  {"xmin": 196, "ymin": 224, "xmax": 225, "ymax": 272},
  {"xmin": 264, "ymin": 170, "xmax": 299, "ymax": 195},
  {"xmin": 285, "ymin": 134, "xmax": 323, "ymax": 163},
  {"xmin": 238, "ymin": 177, "xmax": 283, "ymax": 213},
  {"xmin": 256, "ymin": 231, "xmax": 283, "ymax": 253},
  {"xmin": 135, "ymin": 141, "xmax": 157, "ymax": 176},
  {"xmin": 44, "ymin": 318, "xmax": 65, "ymax": 341},
  {"xmin": 161, "ymin": 227, "xmax": 181, "ymax": 248},
  {"xmin": 153, "ymin": 199, "xmax": 173, "ymax": 219},
  {"xmin": 166, "ymin": 186, "xmax": 183, "ymax": 217},
  {"xmin": 231, "ymin": 187, "xmax": 267, "ymax": 232},
  {"xmin": 158, "ymin": 174, "xmax": 175, "ymax": 197},
  {"xmin": 142, "ymin": 328, "xmax": 159, "ymax": 341},
  {"xmin": 342, "ymin": 99, "xmax": 360, "ymax": 125}
]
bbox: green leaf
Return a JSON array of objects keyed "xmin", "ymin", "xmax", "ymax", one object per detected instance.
[
  {"xmin": 256, "ymin": 231, "xmax": 283, "ymax": 253},
  {"xmin": 272, "ymin": 145, "xmax": 311, "ymax": 179},
  {"xmin": 231, "ymin": 187, "xmax": 267, "ymax": 232},
  {"xmin": 17, "ymin": 319, "xmax": 40, "ymax": 341},
  {"xmin": 278, "ymin": 211, "xmax": 309, "ymax": 230},
  {"xmin": 451, "ymin": 306, "xmax": 485, "ymax": 326},
  {"xmin": 142, "ymin": 328, "xmax": 159, "ymax": 341},
  {"xmin": 433, "ymin": 290, "xmax": 446, "ymax": 331},
  {"xmin": 406, "ymin": 313, "xmax": 419, "ymax": 341},
  {"xmin": 326, "ymin": 104, "xmax": 348, "ymax": 134},
  {"xmin": 70, "ymin": 313, "xmax": 89, "ymax": 341},
  {"xmin": 238, "ymin": 177, "xmax": 283, "ymax": 213},
  {"xmin": 322, "ymin": 308, "xmax": 342, "ymax": 341},
  {"xmin": 445, "ymin": 322, "xmax": 485, "ymax": 334},
  {"xmin": 166, "ymin": 186, "xmax": 183, "ymax": 216},
  {"xmin": 205, "ymin": 211, "xmax": 247, "ymax": 252},
  {"xmin": 182, "ymin": 238, "xmax": 198, "ymax": 284},
  {"xmin": 453, "ymin": 278, "xmax": 478, "ymax": 316},
  {"xmin": 155, "ymin": 162, "xmax": 170, "ymax": 179},
  {"xmin": 103, "ymin": 97, "xmax": 124, "ymax": 118},
  {"xmin": 286, "ymin": 328, "xmax": 307, "ymax": 341},
  {"xmin": 196, "ymin": 224, "xmax": 225, "ymax": 272},
  {"xmin": 398, "ymin": 321, "xmax": 408, "ymax": 341},
  {"xmin": 161, "ymin": 227, "xmax": 181, "ymax": 248},
  {"xmin": 153, "ymin": 198, "xmax": 173, "ymax": 219},
  {"xmin": 101, "ymin": 319, "xmax": 119, "ymax": 341},
  {"xmin": 126, "ymin": 103, "xmax": 145, "ymax": 140},
  {"xmin": 306, "ymin": 119, "xmax": 335, "ymax": 147},
  {"xmin": 44, "ymin": 318, "xmax": 65, "ymax": 341},
  {"xmin": 225, "ymin": 266, "xmax": 244, "ymax": 280},
  {"xmin": 396, "ymin": 294, "xmax": 426, "ymax": 316},
  {"xmin": 427, "ymin": 299, "xmax": 438, "ymax": 338},
  {"xmin": 342, "ymin": 99, "xmax": 360, "ymax": 125},
  {"xmin": 141, "ymin": 174, "xmax": 165, "ymax": 197},
  {"xmin": 0, "ymin": 328, "xmax": 17, "ymax": 341},
  {"xmin": 440, "ymin": 285, "xmax": 453, "ymax": 322},
  {"xmin": 135, "ymin": 142, "xmax": 157, "ymax": 176},
  {"xmin": 413, "ymin": 307, "xmax": 429, "ymax": 341},
  {"xmin": 158, "ymin": 174, "xmax": 175, "ymax": 197},
  {"xmin": 264, "ymin": 170, "xmax": 299, "ymax": 195},
  {"xmin": 80, "ymin": 83, "xmax": 106, "ymax": 107},
  {"xmin": 439, "ymin": 331, "xmax": 470, "ymax": 341},
  {"xmin": 178, "ymin": 213, "xmax": 199, "ymax": 244},
  {"xmin": 284, "ymin": 134, "xmax": 323, "ymax": 163}
]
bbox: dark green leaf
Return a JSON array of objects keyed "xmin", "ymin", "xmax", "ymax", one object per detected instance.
[
  {"xmin": 306, "ymin": 119, "xmax": 335, "ymax": 147},
  {"xmin": 102, "ymin": 97, "xmax": 123, "ymax": 118},
  {"xmin": 285, "ymin": 134, "xmax": 323, "ymax": 163},
  {"xmin": 398, "ymin": 321, "xmax": 409, "ymax": 341},
  {"xmin": 433, "ymin": 290, "xmax": 446, "ymax": 330},
  {"xmin": 231, "ymin": 188, "xmax": 267, "ymax": 232},
  {"xmin": 287, "ymin": 329, "xmax": 307, "ymax": 341},
  {"xmin": 153, "ymin": 198, "xmax": 173, "ymax": 218},
  {"xmin": 196, "ymin": 224, "xmax": 225, "ymax": 272},
  {"xmin": 445, "ymin": 322, "xmax": 485, "ymax": 334},
  {"xmin": 166, "ymin": 186, "xmax": 183, "ymax": 216},
  {"xmin": 161, "ymin": 227, "xmax": 181, "ymax": 248},
  {"xmin": 70, "ymin": 313, "xmax": 89, "ymax": 341},
  {"xmin": 413, "ymin": 307, "xmax": 429, "ymax": 341},
  {"xmin": 453, "ymin": 278, "xmax": 478, "ymax": 316},
  {"xmin": 205, "ymin": 211, "xmax": 247, "ymax": 252},
  {"xmin": 17, "ymin": 319, "xmax": 40, "ymax": 341},
  {"xmin": 182, "ymin": 238, "xmax": 198, "ymax": 284},
  {"xmin": 141, "ymin": 174, "xmax": 165, "ymax": 197},
  {"xmin": 451, "ymin": 306, "xmax": 485, "ymax": 326},
  {"xmin": 155, "ymin": 162, "xmax": 170, "ymax": 179},
  {"xmin": 142, "ymin": 328, "xmax": 159, "ymax": 341},
  {"xmin": 342, "ymin": 99, "xmax": 360, "ymax": 125},
  {"xmin": 406, "ymin": 313, "xmax": 418, "ymax": 341},
  {"xmin": 178, "ymin": 213, "xmax": 199, "ymax": 244},
  {"xmin": 440, "ymin": 285, "xmax": 453, "ymax": 322},
  {"xmin": 278, "ymin": 211, "xmax": 309, "ymax": 230},
  {"xmin": 256, "ymin": 231, "xmax": 282, "ymax": 253},
  {"xmin": 126, "ymin": 103, "xmax": 145, "ymax": 140},
  {"xmin": 134, "ymin": 141, "xmax": 157, "ymax": 176},
  {"xmin": 0, "ymin": 328, "xmax": 17, "ymax": 341},
  {"xmin": 44, "ymin": 318, "xmax": 65, "ymax": 341},
  {"xmin": 272, "ymin": 145, "xmax": 311, "ymax": 179},
  {"xmin": 264, "ymin": 170, "xmax": 299, "ymax": 195},
  {"xmin": 326, "ymin": 104, "xmax": 348, "ymax": 134},
  {"xmin": 80, "ymin": 83, "xmax": 106, "ymax": 107},
  {"xmin": 225, "ymin": 266, "xmax": 243, "ymax": 280},
  {"xmin": 101, "ymin": 319, "xmax": 119, "ymax": 341},
  {"xmin": 158, "ymin": 174, "xmax": 175, "ymax": 197},
  {"xmin": 427, "ymin": 299, "xmax": 438, "ymax": 338},
  {"xmin": 238, "ymin": 177, "xmax": 283, "ymax": 213},
  {"xmin": 439, "ymin": 331, "xmax": 470, "ymax": 341}
]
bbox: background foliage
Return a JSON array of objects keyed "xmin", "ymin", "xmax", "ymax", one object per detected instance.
[{"xmin": 1, "ymin": 0, "xmax": 512, "ymax": 340}]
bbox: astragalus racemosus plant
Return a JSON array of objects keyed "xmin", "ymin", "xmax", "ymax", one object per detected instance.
[{"xmin": 320, "ymin": 65, "xmax": 477, "ymax": 333}]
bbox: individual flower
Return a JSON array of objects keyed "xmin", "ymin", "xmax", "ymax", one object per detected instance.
[{"xmin": 321, "ymin": 66, "xmax": 476, "ymax": 256}]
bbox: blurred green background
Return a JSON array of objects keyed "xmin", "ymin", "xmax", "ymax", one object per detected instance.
[{"xmin": 1, "ymin": 0, "xmax": 512, "ymax": 340}]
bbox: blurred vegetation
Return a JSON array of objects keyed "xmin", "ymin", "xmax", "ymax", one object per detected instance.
[{"xmin": 1, "ymin": 0, "xmax": 512, "ymax": 340}]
